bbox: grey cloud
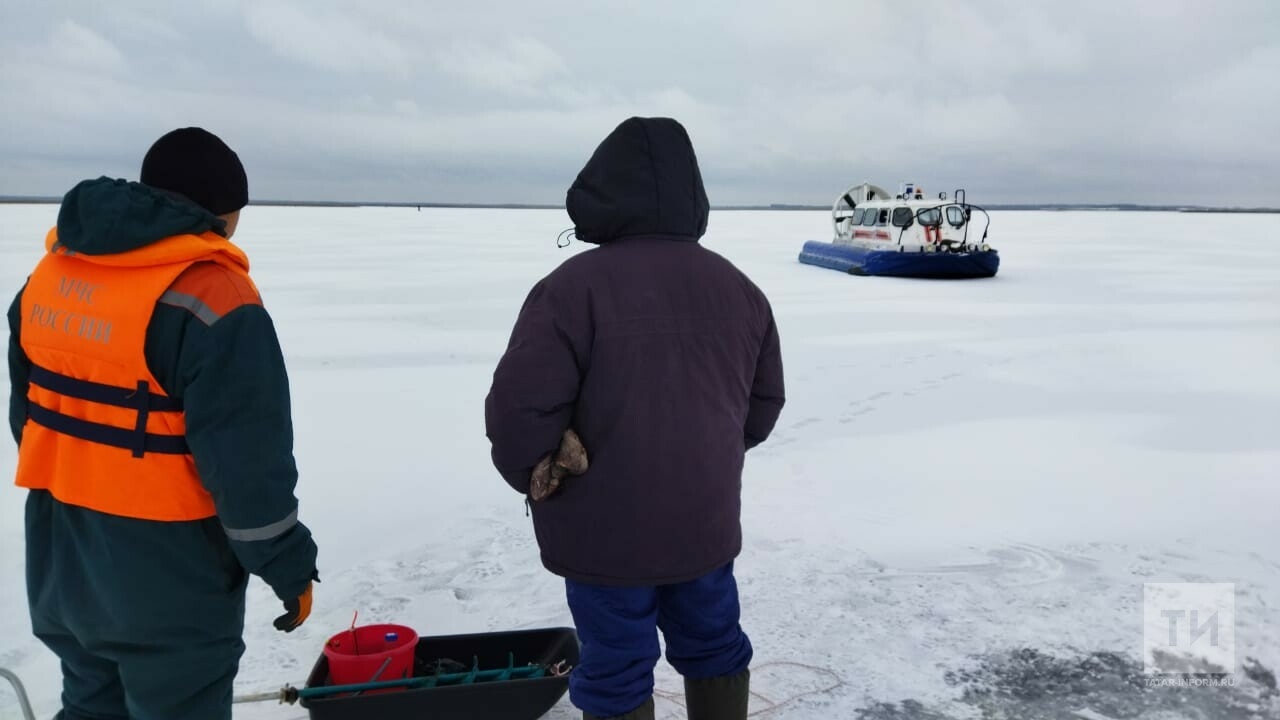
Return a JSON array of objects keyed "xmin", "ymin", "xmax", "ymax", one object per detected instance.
[
  {"xmin": 246, "ymin": 3, "xmax": 415, "ymax": 77},
  {"xmin": 435, "ymin": 38, "xmax": 570, "ymax": 97},
  {"xmin": 1, "ymin": 0, "xmax": 1277, "ymax": 206}
]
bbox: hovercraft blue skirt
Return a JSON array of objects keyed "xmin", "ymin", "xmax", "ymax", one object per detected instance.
[{"xmin": 798, "ymin": 241, "xmax": 999, "ymax": 279}]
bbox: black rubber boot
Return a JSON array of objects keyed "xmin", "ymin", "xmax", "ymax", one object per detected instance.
[
  {"xmin": 684, "ymin": 668, "xmax": 750, "ymax": 720},
  {"xmin": 583, "ymin": 696, "xmax": 655, "ymax": 720}
]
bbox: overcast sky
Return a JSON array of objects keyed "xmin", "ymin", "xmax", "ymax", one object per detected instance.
[{"xmin": 1, "ymin": 1, "xmax": 1277, "ymax": 206}]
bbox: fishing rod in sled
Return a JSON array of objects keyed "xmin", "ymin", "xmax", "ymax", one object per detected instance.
[
  {"xmin": 235, "ymin": 625, "xmax": 580, "ymax": 720},
  {"xmin": 237, "ymin": 653, "xmax": 571, "ymax": 703}
]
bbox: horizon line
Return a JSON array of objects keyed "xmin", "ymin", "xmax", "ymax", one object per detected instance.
[{"xmin": 1, "ymin": 196, "xmax": 1277, "ymax": 213}]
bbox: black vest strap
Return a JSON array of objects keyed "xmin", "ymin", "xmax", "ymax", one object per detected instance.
[
  {"xmin": 26, "ymin": 364, "xmax": 188, "ymax": 457},
  {"xmin": 27, "ymin": 404, "xmax": 189, "ymax": 456},
  {"xmin": 29, "ymin": 365, "xmax": 183, "ymax": 412}
]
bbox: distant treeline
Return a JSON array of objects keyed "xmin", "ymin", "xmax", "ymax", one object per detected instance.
[{"xmin": 1, "ymin": 197, "xmax": 1275, "ymax": 213}]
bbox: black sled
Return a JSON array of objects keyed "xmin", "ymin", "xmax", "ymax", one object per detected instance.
[{"xmin": 298, "ymin": 626, "xmax": 579, "ymax": 720}]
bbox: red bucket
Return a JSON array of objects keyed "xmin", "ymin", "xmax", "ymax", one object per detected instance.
[{"xmin": 323, "ymin": 624, "xmax": 419, "ymax": 687}]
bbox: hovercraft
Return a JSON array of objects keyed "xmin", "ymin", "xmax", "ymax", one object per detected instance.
[{"xmin": 798, "ymin": 182, "xmax": 999, "ymax": 278}]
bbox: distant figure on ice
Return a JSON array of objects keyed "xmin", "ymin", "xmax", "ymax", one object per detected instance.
[
  {"xmin": 7, "ymin": 128, "xmax": 320, "ymax": 720},
  {"xmin": 486, "ymin": 117, "xmax": 785, "ymax": 720}
]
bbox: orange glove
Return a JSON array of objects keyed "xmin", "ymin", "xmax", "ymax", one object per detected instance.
[{"xmin": 274, "ymin": 581, "xmax": 313, "ymax": 633}]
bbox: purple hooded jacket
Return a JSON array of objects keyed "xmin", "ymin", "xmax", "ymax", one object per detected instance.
[{"xmin": 485, "ymin": 117, "xmax": 785, "ymax": 586}]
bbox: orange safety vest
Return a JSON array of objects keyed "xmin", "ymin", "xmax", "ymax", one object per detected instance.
[{"xmin": 15, "ymin": 228, "xmax": 255, "ymax": 522}]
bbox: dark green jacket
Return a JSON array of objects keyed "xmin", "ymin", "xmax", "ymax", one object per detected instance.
[{"xmin": 9, "ymin": 178, "xmax": 317, "ymax": 605}]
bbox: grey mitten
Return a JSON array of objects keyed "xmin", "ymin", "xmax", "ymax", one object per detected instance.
[{"xmin": 530, "ymin": 429, "xmax": 589, "ymax": 501}]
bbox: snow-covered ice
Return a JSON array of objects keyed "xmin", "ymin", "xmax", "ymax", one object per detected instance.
[{"xmin": 1, "ymin": 205, "xmax": 1277, "ymax": 719}]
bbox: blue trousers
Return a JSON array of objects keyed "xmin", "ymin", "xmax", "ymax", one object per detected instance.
[{"xmin": 565, "ymin": 563, "xmax": 752, "ymax": 718}]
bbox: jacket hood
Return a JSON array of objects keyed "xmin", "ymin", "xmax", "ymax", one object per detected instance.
[
  {"xmin": 56, "ymin": 177, "xmax": 224, "ymax": 256},
  {"xmin": 566, "ymin": 117, "xmax": 710, "ymax": 244}
]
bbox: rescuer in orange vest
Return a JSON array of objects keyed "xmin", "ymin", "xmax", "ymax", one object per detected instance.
[{"xmin": 7, "ymin": 128, "xmax": 320, "ymax": 720}]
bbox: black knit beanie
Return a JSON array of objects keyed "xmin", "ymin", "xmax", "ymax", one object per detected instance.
[{"xmin": 140, "ymin": 127, "xmax": 248, "ymax": 216}]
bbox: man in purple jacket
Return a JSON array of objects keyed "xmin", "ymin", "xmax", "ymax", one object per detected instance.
[{"xmin": 485, "ymin": 117, "xmax": 785, "ymax": 720}]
